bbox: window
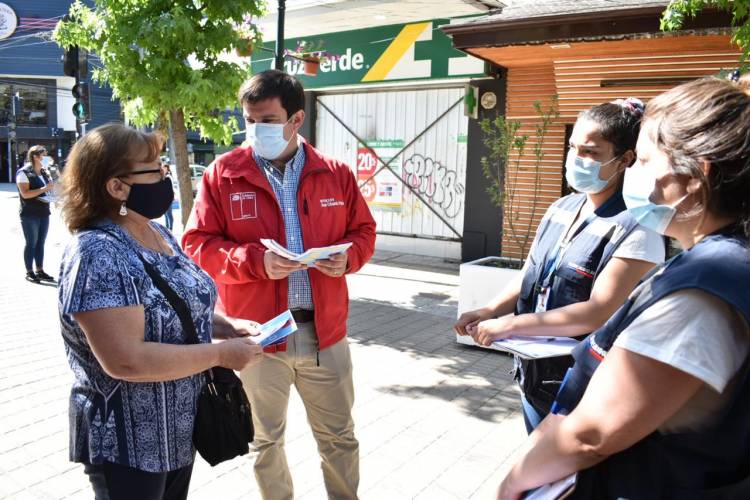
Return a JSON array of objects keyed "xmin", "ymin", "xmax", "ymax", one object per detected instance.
[{"xmin": 0, "ymin": 82, "xmax": 49, "ymax": 126}]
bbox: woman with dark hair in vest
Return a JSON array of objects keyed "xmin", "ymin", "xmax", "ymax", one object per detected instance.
[
  {"xmin": 16, "ymin": 145, "xmax": 56, "ymax": 283},
  {"xmin": 496, "ymin": 77, "xmax": 750, "ymax": 500},
  {"xmin": 455, "ymin": 99, "xmax": 665, "ymax": 432}
]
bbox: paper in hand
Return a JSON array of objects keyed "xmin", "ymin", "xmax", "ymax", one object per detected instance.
[
  {"xmin": 253, "ymin": 310, "xmax": 298, "ymax": 347},
  {"xmin": 261, "ymin": 238, "xmax": 352, "ymax": 265}
]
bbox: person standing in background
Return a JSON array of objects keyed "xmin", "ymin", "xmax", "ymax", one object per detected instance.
[
  {"xmin": 163, "ymin": 161, "xmax": 175, "ymax": 231},
  {"xmin": 16, "ymin": 145, "xmax": 55, "ymax": 283}
]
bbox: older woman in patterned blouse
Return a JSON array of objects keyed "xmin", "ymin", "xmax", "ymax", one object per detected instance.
[{"xmin": 57, "ymin": 123, "xmax": 263, "ymax": 500}]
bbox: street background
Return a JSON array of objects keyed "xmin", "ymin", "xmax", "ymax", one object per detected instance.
[{"xmin": 0, "ymin": 184, "xmax": 525, "ymax": 499}]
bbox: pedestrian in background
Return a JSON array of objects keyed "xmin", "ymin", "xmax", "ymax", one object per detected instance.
[
  {"xmin": 183, "ymin": 70, "xmax": 376, "ymax": 500},
  {"xmin": 163, "ymin": 161, "xmax": 175, "ymax": 231},
  {"xmin": 16, "ymin": 145, "xmax": 55, "ymax": 283},
  {"xmin": 57, "ymin": 123, "xmax": 264, "ymax": 500},
  {"xmin": 496, "ymin": 77, "xmax": 750, "ymax": 500},
  {"xmin": 455, "ymin": 99, "xmax": 665, "ymax": 432}
]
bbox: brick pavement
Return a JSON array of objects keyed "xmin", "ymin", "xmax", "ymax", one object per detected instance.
[{"xmin": 0, "ymin": 184, "xmax": 526, "ymax": 499}]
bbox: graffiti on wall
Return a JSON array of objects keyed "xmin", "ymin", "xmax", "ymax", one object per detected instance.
[{"xmin": 402, "ymin": 154, "xmax": 464, "ymax": 219}]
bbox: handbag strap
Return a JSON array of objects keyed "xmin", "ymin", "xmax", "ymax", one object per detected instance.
[{"xmin": 138, "ymin": 256, "xmax": 202, "ymax": 346}]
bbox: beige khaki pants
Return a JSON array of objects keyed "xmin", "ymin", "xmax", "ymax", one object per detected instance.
[{"xmin": 240, "ymin": 322, "xmax": 359, "ymax": 500}]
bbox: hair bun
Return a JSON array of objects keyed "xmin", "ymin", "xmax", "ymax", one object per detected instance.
[{"xmin": 612, "ymin": 97, "xmax": 645, "ymax": 119}]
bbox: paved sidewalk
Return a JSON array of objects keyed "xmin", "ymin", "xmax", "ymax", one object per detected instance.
[{"xmin": 0, "ymin": 184, "xmax": 526, "ymax": 499}]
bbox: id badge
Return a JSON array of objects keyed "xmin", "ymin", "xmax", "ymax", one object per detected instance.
[{"xmin": 535, "ymin": 288, "xmax": 549, "ymax": 313}]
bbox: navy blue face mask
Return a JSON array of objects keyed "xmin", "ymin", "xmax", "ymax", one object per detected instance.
[{"xmin": 121, "ymin": 177, "xmax": 174, "ymax": 219}]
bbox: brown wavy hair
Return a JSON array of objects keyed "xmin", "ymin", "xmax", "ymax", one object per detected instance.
[
  {"xmin": 643, "ymin": 77, "xmax": 750, "ymax": 238},
  {"xmin": 60, "ymin": 123, "xmax": 162, "ymax": 232}
]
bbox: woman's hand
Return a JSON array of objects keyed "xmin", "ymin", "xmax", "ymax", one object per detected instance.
[
  {"xmin": 454, "ymin": 307, "xmax": 493, "ymax": 336},
  {"xmin": 212, "ymin": 313, "xmax": 261, "ymax": 340},
  {"xmin": 468, "ymin": 315, "xmax": 516, "ymax": 346},
  {"xmin": 228, "ymin": 318, "xmax": 261, "ymax": 338},
  {"xmin": 217, "ymin": 338, "xmax": 263, "ymax": 371}
]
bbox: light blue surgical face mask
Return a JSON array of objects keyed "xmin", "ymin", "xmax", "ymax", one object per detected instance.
[
  {"xmin": 564, "ymin": 149, "xmax": 622, "ymax": 193},
  {"xmin": 246, "ymin": 115, "xmax": 294, "ymax": 160},
  {"xmin": 622, "ymin": 164, "xmax": 687, "ymax": 235},
  {"xmin": 41, "ymin": 156, "xmax": 52, "ymax": 168}
]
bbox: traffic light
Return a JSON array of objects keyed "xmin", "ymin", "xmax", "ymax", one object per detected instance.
[
  {"xmin": 62, "ymin": 44, "xmax": 91, "ymax": 124},
  {"xmin": 62, "ymin": 46, "xmax": 80, "ymax": 77},
  {"xmin": 72, "ymin": 82, "xmax": 91, "ymax": 122}
]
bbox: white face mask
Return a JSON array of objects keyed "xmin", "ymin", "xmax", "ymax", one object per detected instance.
[
  {"xmin": 246, "ymin": 115, "xmax": 294, "ymax": 160},
  {"xmin": 622, "ymin": 164, "xmax": 688, "ymax": 234},
  {"xmin": 564, "ymin": 150, "xmax": 621, "ymax": 193}
]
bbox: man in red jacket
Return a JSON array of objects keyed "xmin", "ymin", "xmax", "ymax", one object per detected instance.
[{"xmin": 182, "ymin": 70, "xmax": 376, "ymax": 499}]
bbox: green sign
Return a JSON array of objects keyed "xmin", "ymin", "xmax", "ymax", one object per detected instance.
[{"xmin": 250, "ymin": 17, "xmax": 485, "ymax": 88}]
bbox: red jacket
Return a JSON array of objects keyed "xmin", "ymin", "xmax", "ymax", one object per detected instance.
[{"xmin": 182, "ymin": 142, "xmax": 376, "ymax": 351}]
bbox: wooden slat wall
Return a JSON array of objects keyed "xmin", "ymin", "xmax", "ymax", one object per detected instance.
[
  {"xmin": 500, "ymin": 48, "xmax": 740, "ymax": 260},
  {"xmin": 554, "ymin": 51, "xmax": 741, "ymax": 120},
  {"xmin": 503, "ymin": 64, "xmax": 566, "ymax": 259}
]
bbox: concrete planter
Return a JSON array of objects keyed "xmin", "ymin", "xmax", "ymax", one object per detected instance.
[{"xmin": 456, "ymin": 256, "xmax": 522, "ymax": 350}]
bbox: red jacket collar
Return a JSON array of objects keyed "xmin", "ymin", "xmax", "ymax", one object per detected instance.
[{"xmin": 219, "ymin": 141, "xmax": 330, "ymax": 184}]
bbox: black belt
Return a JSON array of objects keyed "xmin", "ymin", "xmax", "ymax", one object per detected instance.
[{"xmin": 291, "ymin": 309, "xmax": 314, "ymax": 323}]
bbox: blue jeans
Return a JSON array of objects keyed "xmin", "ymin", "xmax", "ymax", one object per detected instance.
[
  {"xmin": 20, "ymin": 215, "xmax": 49, "ymax": 271},
  {"xmin": 163, "ymin": 208, "xmax": 174, "ymax": 230},
  {"xmin": 521, "ymin": 394, "xmax": 545, "ymax": 434}
]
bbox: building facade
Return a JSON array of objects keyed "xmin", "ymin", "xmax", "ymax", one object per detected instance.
[
  {"xmin": 445, "ymin": 0, "xmax": 738, "ymax": 260},
  {"xmin": 0, "ymin": 0, "xmax": 123, "ymax": 182},
  {"xmin": 252, "ymin": 17, "xmax": 506, "ymax": 260}
]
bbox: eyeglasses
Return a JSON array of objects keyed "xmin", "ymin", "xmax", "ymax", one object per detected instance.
[{"xmin": 126, "ymin": 166, "xmax": 167, "ymax": 179}]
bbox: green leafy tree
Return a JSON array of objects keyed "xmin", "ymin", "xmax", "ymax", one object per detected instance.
[
  {"xmin": 662, "ymin": 1, "xmax": 750, "ymax": 62},
  {"xmin": 480, "ymin": 97, "xmax": 559, "ymax": 264},
  {"xmin": 54, "ymin": 0, "xmax": 265, "ymax": 223}
]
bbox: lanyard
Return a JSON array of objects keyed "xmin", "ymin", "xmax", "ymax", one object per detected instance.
[{"xmin": 539, "ymin": 194, "xmax": 619, "ymax": 287}]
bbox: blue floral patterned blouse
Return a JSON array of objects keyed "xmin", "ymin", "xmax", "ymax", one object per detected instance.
[{"xmin": 58, "ymin": 220, "xmax": 217, "ymax": 472}]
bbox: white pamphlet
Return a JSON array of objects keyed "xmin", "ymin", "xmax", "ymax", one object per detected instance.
[
  {"xmin": 261, "ymin": 238, "xmax": 352, "ymax": 266},
  {"xmin": 252, "ymin": 310, "xmax": 298, "ymax": 347}
]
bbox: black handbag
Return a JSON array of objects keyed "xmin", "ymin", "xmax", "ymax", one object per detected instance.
[{"xmin": 137, "ymin": 252, "xmax": 255, "ymax": 466}]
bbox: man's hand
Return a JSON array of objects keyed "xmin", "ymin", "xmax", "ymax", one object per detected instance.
[
  {"xmin": 314, "ymin": 252, "xmax": 348, "ymax": 278},
  {"xmin": 264, "ymin": 250, "xmax": 306, "ymax": 280}
]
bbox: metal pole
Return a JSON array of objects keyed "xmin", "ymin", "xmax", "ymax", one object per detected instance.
[
  {"xmin": 7, "ymin": 88, "xmax": 12, "ymax": 180},
  {"xmin": 274, "ymin": 0, "xmax": 285, "ymax": 71}
]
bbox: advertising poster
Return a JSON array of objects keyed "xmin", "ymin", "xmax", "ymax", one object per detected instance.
[{"xmin": 357, "ymin": 139, "xmax": 404, "ymax": 210}]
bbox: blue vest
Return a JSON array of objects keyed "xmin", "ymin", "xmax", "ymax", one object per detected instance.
[
  {"xmin": 17, "ymin": 165, "xmax": 52, "ymax": 218},
  {"xmin": 553, "ymin": 230, "xmax": 750, "ymax": 499},
  {"xmin": 515, "ymin": 192, "xmax": 641, "ymax": 415}
]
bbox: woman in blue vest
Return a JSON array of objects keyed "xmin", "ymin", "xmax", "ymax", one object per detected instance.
[
  {"xmin": 455, "ymin": 99, "xmax": 665, "ymax": 432},
  {"xmin": 495, "ymin": 77, "xmax": 750, "ymax": 500},
  {"xmin": 16, "ymin": 145, "xmax": 56, "ymax": 283}
]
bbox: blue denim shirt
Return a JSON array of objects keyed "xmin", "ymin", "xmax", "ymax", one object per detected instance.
[{"xmin": 254, "ymin": 145, "xmax": 314, "ymax": 310}]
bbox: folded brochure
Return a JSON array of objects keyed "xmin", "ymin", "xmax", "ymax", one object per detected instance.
[
  {"xmin": 261, "ymin": 238, "xmax": 352, "ymax": 266},
  {"xmin": 253, "ymin": 310, "xmax": 298, "ymax": 347},
  {"xmin": 492, "ymin": 336, "xmax": 579, "ymax": 359}
]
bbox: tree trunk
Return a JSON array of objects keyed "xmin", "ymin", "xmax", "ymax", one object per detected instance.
[{"xmin": 169, "ymin": 108, "xmax": 193, "ymax": 225}]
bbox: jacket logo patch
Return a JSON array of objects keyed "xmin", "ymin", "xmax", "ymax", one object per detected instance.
[
  {"xmin": 566, "ymin": 262, "xmax": 595, "ymax": 279},
  {"xmin": 320, "ymin": 197, "xmax": 344, "ymax": 208},
  {"xmin": 230, "ymin": 192, "xmax": 257, "ymax": 220}
]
